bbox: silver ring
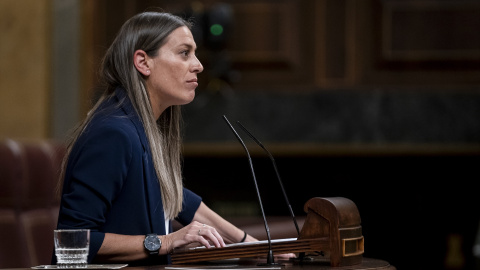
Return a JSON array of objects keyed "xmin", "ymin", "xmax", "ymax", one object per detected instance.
[
  {"xmin": 203, "ymin": 224, "xmax": 206, "ymax": 227},
  {"xmin": 198, "ymin": 229, "xmax": 201, "ymax": 235}
]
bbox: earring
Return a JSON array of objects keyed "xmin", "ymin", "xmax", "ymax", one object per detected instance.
[{"xmin": 146, "ymin": 70, "xmax": 150, "ymax": 74}]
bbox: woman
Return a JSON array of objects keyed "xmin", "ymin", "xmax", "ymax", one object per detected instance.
[{"xmin": 55, "ymin": 11, "xmax": 256, "ymax": 266}]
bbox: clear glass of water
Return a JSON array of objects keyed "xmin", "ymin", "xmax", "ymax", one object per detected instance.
[{"xmin": 54, "ymin": 229, "xmax": 90, "ymax": 268}]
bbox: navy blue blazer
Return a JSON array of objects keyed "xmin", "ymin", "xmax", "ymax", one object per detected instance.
[{"xmin": 55, "ymin": 88, "xmax": 202, "ymax": 265}]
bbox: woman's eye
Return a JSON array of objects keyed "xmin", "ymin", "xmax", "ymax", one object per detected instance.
[{"xmin": 181, "ymin": 50, "xmax": 189, "ymax": 57}]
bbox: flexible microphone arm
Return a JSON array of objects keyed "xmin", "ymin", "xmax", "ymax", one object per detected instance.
[
  {"xmin": 222, "ymin": 115, "xmax": 276, "ymax": 265},
  {"xmin": 236, "ymin": 121, "xmax": 300, "ymax": 237}
]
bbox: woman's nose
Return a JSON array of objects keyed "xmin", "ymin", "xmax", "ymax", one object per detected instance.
[{"xmin": 192, "ymin": 56, "xmax": 204, "ymax": 73}]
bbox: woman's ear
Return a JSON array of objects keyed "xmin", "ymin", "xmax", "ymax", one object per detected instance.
[{"xmin": 133, "ymin": 49, "xmax": 151, "ymax": 76}]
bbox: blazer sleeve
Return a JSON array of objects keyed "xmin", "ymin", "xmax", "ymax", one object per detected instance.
[
  {"xmin": 175, "ymin": 188, "xmax": 202, "ymax": 226},
  {"xmin": 57, "ymin": 122, "xmax": 136, "ymax": 263}
]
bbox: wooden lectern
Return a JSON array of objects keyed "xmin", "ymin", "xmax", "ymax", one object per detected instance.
[
  {"xmin": 171, "ymin": 197, "xmax": 364, "ymax": 267},
  {"xmin": 299, "ymin": 197, "xmax": 364, "ymax": 266}
]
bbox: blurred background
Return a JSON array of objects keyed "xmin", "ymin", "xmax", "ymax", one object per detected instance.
[{"xmin": 1, "ymin": 0, "xmax": 480, "ymax": 269}]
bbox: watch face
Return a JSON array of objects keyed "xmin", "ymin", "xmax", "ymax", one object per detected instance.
[{"xmin": 144, "ymin": 235, "xmax": 161, "ymax": 251}]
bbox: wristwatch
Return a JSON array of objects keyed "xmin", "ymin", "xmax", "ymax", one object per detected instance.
[{"xmin": 144, "ymin": 233, "xmax": 161, "ymax": 256}]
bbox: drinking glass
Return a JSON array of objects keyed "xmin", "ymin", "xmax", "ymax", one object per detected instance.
[{"xmin": 54, "ymin": 229, "xmax": 90, "ymax": 268}]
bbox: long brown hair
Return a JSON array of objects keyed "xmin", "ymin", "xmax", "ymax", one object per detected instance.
[{"xmin": 58, "ymin": 12, "xmax": 191, "ymax": 219}]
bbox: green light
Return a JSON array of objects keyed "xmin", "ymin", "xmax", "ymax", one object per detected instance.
[{"xmin": 210, "ymin": 24, "xmax": 223, "ymax": 36}]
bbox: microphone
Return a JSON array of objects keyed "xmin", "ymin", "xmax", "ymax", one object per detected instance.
[
  {"xmin": 236, "ymin": 121, "xmax": 300, "ymax": 237},
  {"xmin": 222, "ymin": 115, "xmax": 279, "ymax": 266}
]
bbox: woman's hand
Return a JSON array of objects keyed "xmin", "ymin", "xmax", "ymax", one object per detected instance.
[{"xmin": 162, "ymin": 221, "xmax": 226, "ymax": 253}]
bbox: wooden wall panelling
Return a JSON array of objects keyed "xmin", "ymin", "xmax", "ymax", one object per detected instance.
[
  {"xmin": 0, "ymin": 0, "xmax": 52, "ymax": 139},
  {"xmin": 227, "ymin": 1, "xmax": 310, "ymax": 88},
  {"xmin": 78, "ymin": 0, "xmax": 480, "ymax": 92},
  {"xmin": 314, "ymin": 0, "xmax": 358, "ymax": 88},
  {"xmin": 230, "ymin": 2, "xmax": 297, "ymax": 65},
  {"xmin": 80, "ymin": 0, "xmax": 106, "ymax": 115},
  {"xmin": 80, "ymin": 0, "xmax": 140, "ymax": 114},
  {"xmin": 381, "ymin": 0, "xmax": 480, "ymax": 62},
  {"xmin": 364, "ymin": 0, "xmax": 480, "ymax": 85}
]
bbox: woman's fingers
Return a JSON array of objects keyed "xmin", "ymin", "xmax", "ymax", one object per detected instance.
[
  {"xmin": 167, "ymin": 221, "xmax": 227, "ymax": 252},
  {"xmin": 195, "ymin": 223, "xmax": 225, "ymax": 248}
]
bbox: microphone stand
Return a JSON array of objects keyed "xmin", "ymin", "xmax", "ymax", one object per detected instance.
[
  {"xmin": 236, "ymin": 121, "xmax": 300, "ymax": 237},
  {"xmin": 223, "ymin": 115, "xmax": 279, "ymax": 266}
]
